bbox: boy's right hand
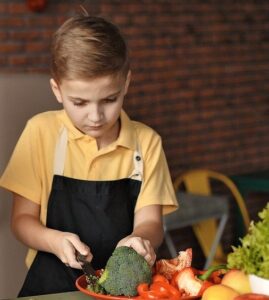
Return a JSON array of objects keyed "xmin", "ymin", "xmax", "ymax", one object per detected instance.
[
  {"xmin": 50, "ymin": 231, "xmax": 93, "ymax": 269},
  {"xmin": 11, "ymin": 194, "xmax": 92, "ymax": 269}
]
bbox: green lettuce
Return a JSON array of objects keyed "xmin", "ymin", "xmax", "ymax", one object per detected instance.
[{"xmin": 227, "ymin": 203, "xmax": 269, "ymax": 279}]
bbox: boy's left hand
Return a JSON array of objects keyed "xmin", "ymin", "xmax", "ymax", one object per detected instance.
[{"xmin": 116, "ymin": 236, "xmax": 156, "ymax": 267}]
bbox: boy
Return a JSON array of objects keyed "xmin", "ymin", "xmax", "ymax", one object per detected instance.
[{"xmin": 0, "ymin": 15, "xmax": 177, "ymax": 296}]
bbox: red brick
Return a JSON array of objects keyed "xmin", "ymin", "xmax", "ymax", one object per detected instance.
[
  {"xmin": 9, "ymin": 55, "xmax": 27, "ymax": 65},
  {"xmin": 8, "ymin": 3, "xmax": 27, "ymax": 14},
  {"xmin": 0, "ymin": 3, "xmax": 8, "ymax": 13},
  {"xmin": 25, "ymin": 42, "xmax": 49, "ymax": 52},
  {"xmin": 0, "ymin": 17, "xmax": 25, "ymax": 27},
  {"xmin": 0, "ymin": 43, "xmax": 23, "ymax": 53},
  {"xmin": 0, "ymin": 31, "xmax": 7, "ymax": 39}
]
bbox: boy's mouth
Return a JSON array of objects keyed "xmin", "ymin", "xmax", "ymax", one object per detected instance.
[{"xmin": 85, "ymin": 125, "xmax": 103, "ymax": 130}]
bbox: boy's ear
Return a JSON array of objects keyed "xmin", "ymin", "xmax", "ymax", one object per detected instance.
[
  {"xmin": 50, "ymin": 78, "xmax": 63, "ymax": 104},
  {"xmin": 124, "ymin": 70, "xmax": 131, "ymax": 95}
]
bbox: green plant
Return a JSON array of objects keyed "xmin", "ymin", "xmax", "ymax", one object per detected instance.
[{"xmin": 227, "ymin": 203, "xmax": 269, "ymax": 279}]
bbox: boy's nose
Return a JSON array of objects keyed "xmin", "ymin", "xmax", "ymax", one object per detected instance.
[{"xmin": 87, "ymin": 105, "xmax": 103, "ymax": 123}]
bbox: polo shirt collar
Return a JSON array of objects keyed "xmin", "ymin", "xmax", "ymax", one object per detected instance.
[
  {"xmin": 58, "ymin": 109, "xmax": 136, "ymax": 150},
  {"xmin": 117, "ymin": 110, "xmax": 136, "ymax": 150},
  {"xmin": 59, "ymin": 110, "xmax": 88, "ymax": 140}
]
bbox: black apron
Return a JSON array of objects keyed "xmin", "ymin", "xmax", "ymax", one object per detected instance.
[{"xmin": 18, "ymin": 127, "xmax": 143, "ymax": 296}]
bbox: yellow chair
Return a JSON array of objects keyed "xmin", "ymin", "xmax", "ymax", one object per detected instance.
[{"xmin": 173, "ymin": 169, "xmax": 250, "ymax": 264}]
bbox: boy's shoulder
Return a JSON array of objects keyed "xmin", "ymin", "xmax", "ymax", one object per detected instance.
[
  {"xmin": 28, "ymin": 110, "xmax": 63, "ymax": 127},
  {"xmin": 131, "ymin": 119, "xmax": 162, "ymax": 150},
  {"xmin": 26, "ymin": 110, "xmax": 64, "ymax": 138},
  {"xmin": 122, "ymin": 110, "xmax": 157, "ymax": 134},
  {"xmin": 122, "ymin": 111, "xmax": 161, "ymax": 145},
  {"xmin": 133, "ymin": 120, "xmax": 160, "ymax": 137},
  {"xmin": 29, "ymin": 110, "xmax": 63, "ymax": 124}
]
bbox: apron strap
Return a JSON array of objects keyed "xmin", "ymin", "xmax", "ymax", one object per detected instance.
[
  {"xmin": 53, "ymin": 126, "xmax": 143, "ymax": 180},
  {"xmin": 53, "ymin": 127, "xmax": 68, "ymax": 175},
  {"xmin": 129, "ymin": 147, "xmax": 143, "ymax": 181}
]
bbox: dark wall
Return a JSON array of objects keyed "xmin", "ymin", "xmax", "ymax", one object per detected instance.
[{"xmin": 2, "ymin": 0, "xmax": 269, "ymax": 178}]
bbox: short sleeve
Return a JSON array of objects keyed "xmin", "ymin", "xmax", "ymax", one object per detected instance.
[
  {"xmin": 135, "ymin": 133, "xmax": 178, "ymax": 215},
  {"xmin": 0, "ymin": 120, "xmax": 42, "ymax": 204}
]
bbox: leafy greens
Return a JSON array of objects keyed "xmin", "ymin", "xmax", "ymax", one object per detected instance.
[{"xmin": 227, "ymin": 203, "xmax": 269, "ymax": 279}]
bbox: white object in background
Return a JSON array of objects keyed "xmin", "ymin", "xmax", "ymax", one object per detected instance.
[{"xmin": 249, "ymin": 274, "xmax": 269, "ymax": 295}]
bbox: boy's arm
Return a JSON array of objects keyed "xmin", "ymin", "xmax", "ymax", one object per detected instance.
[
  {"xmin": 117, "ymin": 204, "xmax": 163, "ymax": 266},
  {"xmin": 11, "ymin": 193, "xmax": 91, "ymax": 268},
  {"xmin": 133, "ymin": 204, "xmax": 164, "ymax": 248}
]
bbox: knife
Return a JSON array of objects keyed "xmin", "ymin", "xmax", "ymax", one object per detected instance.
[{"xmin": 76, "ymin": 252, "xmax": 96, "ymax": 278}]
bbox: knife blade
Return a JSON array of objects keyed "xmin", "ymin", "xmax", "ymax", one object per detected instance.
[{"xmin": 76, "ymin": 252, "xmax": 96, "ymax": 278}]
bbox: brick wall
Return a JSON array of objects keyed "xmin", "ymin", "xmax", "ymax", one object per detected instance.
[
  {"xmin": 2, "ymin": 0, "xmax": 269, "ymax": 177},
  {"xmin": 1, "ymin": 0, "xmax": 269, "ymax": 264}
]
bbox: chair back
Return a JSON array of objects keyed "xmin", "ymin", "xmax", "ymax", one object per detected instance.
[{"xmin": 173, "ymin": 169, "xmax": 250, "ymax": 264}]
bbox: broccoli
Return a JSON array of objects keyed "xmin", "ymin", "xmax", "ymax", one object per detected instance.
[
  {"xmin": 98, "ymin": 246, "xmax": 152, "ymax": 296},
  {"xmin": 86, "ymin": 273, "xmax": 106, "ymax": 294}
]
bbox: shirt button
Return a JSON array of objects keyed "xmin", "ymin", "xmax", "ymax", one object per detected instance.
[{"xmin": 136, "ymin": 156, "xmax": 141, "ymax": 161}]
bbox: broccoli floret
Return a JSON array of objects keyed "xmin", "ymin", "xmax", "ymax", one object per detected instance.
[
  {"xmin": 87, "ymin": 281, "xmax": 106, "ymax": 294},
  {"xmin": 86, "ymin": 274, "xmax": 106, "ymax": 294},
  {"xmin": 98, "ymin": 246, "xmax": 152, "ymax": 296}
]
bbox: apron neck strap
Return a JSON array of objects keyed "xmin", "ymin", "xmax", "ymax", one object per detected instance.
[
  {"xmin": 129, "ymin": 146, "xmax": 143, "ymax": 181},
  {"xmin": 53, "ymin": 126, "xmax": 143, "ymax": 180},
  {"xmin": 53, "ymin": 127, "xmax": 68, "ymax": 175}
]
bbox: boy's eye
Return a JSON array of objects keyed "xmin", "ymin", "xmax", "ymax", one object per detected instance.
[
  {"xmin": 104, "ymin": 97, "xmax": 117, "ymax": 103},
  {"xmin": 73, "ymin": 102, "xmax": 86, "ymax": 106}
]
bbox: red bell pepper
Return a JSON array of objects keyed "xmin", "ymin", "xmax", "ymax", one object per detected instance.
[
  {"xmin": 155, "ymin": 248, "xmax": 192, "ymax": 280},
  {"xmin": 152, "ymin": 274, "xmax": 170, "ymax": 284},
  {"xmin": 174, "ymin": 264, "xmax": 227, "ymax": 296},
  {"xmin": 198, "ymin": 264, "xmax": 227, "ymax": 283},
  {"xmin": 174, "ymin": 267, "xmax": 205, "ymax": 296},
  {"xmin": 137, "ymin": 280, "xmax": 181, "ymax": 300}
]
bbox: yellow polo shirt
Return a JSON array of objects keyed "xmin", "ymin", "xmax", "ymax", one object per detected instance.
[{"xmin": 0, "ymin": 109, "xmax": 178, "ymax": 266}]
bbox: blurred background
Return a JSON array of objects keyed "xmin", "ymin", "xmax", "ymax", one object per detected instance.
[{"xmin": 1, "ymin": 0, "xmax": 269, "ymax": 298}]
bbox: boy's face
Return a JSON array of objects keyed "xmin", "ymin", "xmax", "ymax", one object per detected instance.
[{"xmin": 50, "ymin": 72, "xmax": 131, "ymax": 149}]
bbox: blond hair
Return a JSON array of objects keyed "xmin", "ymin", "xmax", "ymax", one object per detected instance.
[{"xmin": 51, "ymin": 16, "xmax": 129, "ymax": 83}]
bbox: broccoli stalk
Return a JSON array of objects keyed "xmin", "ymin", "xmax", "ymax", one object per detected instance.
[{"xmin": 98, "ymin": 246, "xmax": 152, "ymax": 296}]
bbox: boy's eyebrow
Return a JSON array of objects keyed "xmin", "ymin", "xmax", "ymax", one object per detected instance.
[{"xmin": 68, "ymin": 90, "xmax": 122, "ymax": 102}]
